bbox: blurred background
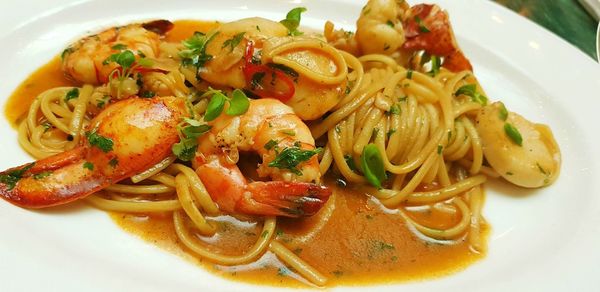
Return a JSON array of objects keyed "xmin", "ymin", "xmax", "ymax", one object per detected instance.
[{"xmin": 493, "ymin": 0, "xmax": 598, "ymax": 60}]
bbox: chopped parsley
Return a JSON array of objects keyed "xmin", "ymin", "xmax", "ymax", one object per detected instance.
[
  {"xmin": 389, "ymin": 104, "xmax": 401, "ymax": 115},
  {"xmin": 83, "ymin": 161, "xmax": 94, "ymax": 171},
  {"xmin": 64, "ymin": 88, "xmax": 79, "ymax": 102},
  {"xmin": 140, "ymin": 91, "xmax": 155, "ymax": 98},
  {"xmin": 172, "ymin": 117, "xmax": 212, "ymax": 161},
  {"xmin": 280, "ymin": 7, "xmax": 307, "ymax": 36},
  {"xmin": 406, "ymin": 70, "xmax": 413, "ymax": 79},
  {"xmin": 85, "ymin": 129, "xmax": 114, "ymax": 153},
  {"xmin": 96, "ymin": 95, "xmax": 110, "ymax": 108},
  {"xmin": 437, "ymin": 144, "xmax": 443, "ymax": 154},
  {"xmin": 264, "ymin": 139, "xmax": 279, "ymax": 151},
  {"xmin": 221, "ymin": 32, "xmax": 245, "ymax": 52},
  {"xmin": 268, "ymin": 146, "xmax": 322, "ymax": 175},
  {"xmin": 33, "ymin": 171, "xmax": 53, "ymax": 180},
  {"xmin": 386, "ymin": 20, "xmax": 394, "ymax": 27},
  {"xmin": 0, "ymin": 163, "xmax": 34, "ymax": 190},
  {"xmin": 109, "ymin": 158, "xmax": 119, "ymax": 168},
  {"xmin": 179, "ymin": 31, "xmax": 220, "ymax": 71}
]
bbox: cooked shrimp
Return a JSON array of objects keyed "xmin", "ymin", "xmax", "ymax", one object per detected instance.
[
  {"xmin": 196, "ymin": 18, "xmax": 346, "ymax": 120},
  {"xmin": 193, "ymin": 98, "xmax": 331, "ymax": 217},
  {"xmin": 403, "ymin": 4, "xmax": 472, "ymax": 71},
  {"xmin": 0, "ymin": 96, "xmax": 187, "ymax": 208},
  {"xmin": 476, "ymin": 102, "xmax": 561, "ymax": 188},
  {"xmin": 355, "ymin": 0, "xmax": 408, "ymax": 55},
  {"xmin": 61, "ymin": 20, "xmax": 173, "ymax": 85}
]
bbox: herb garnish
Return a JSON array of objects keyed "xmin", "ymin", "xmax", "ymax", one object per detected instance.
[
  {"xmin": 221, "ymin": 32, "xmax": 245, "ymax": 52},
  {"xmin": 204, "ymin": 89, "xmax": 250, "ymax": 121},
  {"xmin": 33, "ymin": 171, "xmax": 53, "ymax": 180},
  {"xmin": 0, "ymin": 163, "xmax": 34, "ymax": 190},
  {"xmin": 504, "ymin": 123, "xmax": 523, "ymax": 146},
  {"xmin": 64, "ymin": 88, "xmax": 79, "ymax": 102},
  {"xmin": 268, "ymin": 146, "xmax": 322, "ymax": 175},
  {"xmin": 179, "ymin": 31, "xmax": 220, "ymax": 71},
  {"xmin": 428, "ymin": 55, "xmax": 441, "ymax": 77},
  {"xmin": 361, "ymin": 144, "xmax": 387, "ymax": 188},
  {"xmin": 171, "ymin": 117, "xmax": 212, "ymax": 161},
  {"xmin": 455, "ymin": 84, "xmax": 488, "ymax": 105},
  {"xmin": 280, "ymin": 7, "xmax": 307, "ymax": 36},
  {"xmin": 498, "ymin": 102, "xmax": 509, "ymax": 121},
  {"xmin": 85, "ymin": 128, "xmax": 114, "ymax": 153},
  {"xmin": 83, "ymin": 162, "xmax": 94, "ymax": 171}
]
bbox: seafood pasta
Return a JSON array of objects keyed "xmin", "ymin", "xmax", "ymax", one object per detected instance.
[{"xmin": 1, "ymin": 0, "xmax": 561, "ymax": 287}]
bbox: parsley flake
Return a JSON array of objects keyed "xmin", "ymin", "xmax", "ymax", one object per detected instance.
[
  {"xmin": 64, "ymin": 88, "xmax": 79, "ymax": 102},
  {"xmin": 85, "ymin": 129, "xmax": 114, "ymax": 153},
  {"xmin": 268, "ymin": 146, "xmax": 322, "ymax": 175}
]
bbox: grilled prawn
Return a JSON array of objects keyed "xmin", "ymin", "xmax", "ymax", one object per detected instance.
[
  {"xmin": 194, "ymin": 98, "xmax": 331, "ymax": 217},
  {"xmin": 61, "ymin": 20, "xmax": 173, "ymax": 85},
  {"xmin": 0, "ymin": 96, "xmax": 186, "ymax": 208}
]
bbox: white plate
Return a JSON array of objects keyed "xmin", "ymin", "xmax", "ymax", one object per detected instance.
[{"xmin": 1, "ymin": 0, "xmax": 600, "ymax": 291}]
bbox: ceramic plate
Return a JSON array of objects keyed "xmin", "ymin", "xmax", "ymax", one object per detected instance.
[{"xmin": 1, "ymin": 0, "xmax": 600, "ymax": 291}]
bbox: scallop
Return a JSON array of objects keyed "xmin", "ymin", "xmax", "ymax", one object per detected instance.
[{"xmin": 476, "ymin": 102, "xmax": 561, "ymax": 188}]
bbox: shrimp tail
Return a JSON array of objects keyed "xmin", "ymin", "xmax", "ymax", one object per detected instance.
[
  {"xmin": 0, "ymin": 149, "xmax": 106, "ymax": 208},
  {"xmin": 0, "ymin": 96, "xmax": 187, "ymax": 209},
  {"xmin": 403, "ymin": 4, "xmax": 473, "ymax": 72},
  {"xmin": 243, "ymin": 181, "xmax": 331, "ymax": 217}
]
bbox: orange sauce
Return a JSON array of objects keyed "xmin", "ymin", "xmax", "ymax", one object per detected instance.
[
  {"xmin": 4, "ymin": 19, "xmax": 488, "ymax": 288},
  {"xmin": 112, "ymin": 181, "xmax": 487, "ymax": 287},
  {"xmin": 4, "ymin": 57, "xmax": 74, "ymax": 127}
]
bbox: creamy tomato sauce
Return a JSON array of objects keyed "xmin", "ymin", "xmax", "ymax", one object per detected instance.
[{"xmin": 4, "ymin": 20, "xmax": 488, "ymax": 288}]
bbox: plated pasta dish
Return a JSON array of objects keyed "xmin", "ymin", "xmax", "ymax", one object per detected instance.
[{"xmin": 0, "ymin": 0, "xmax": 561, "ymax": 287}]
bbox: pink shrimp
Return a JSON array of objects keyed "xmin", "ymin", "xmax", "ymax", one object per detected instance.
[
  {"xmin": 193, "ymin": 98, "xmax": 331, "ymax": 217},
  {"xmin": 0, "ymin": 96, "xmax": 186, "ymax": 208}
]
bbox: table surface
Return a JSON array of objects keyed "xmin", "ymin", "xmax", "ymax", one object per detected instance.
[{"xmin": 492, "ymin": 0, "xmax": 598, "ymax": 60}]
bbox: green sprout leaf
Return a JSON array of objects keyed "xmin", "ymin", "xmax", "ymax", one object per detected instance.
[
  {"xmin": 225, "ymin": 89, "xmax": 250, "ymax": 116},
  {"xmin": 280, "ymin": 7, "xmax": 307, "ymax": 36},
  {"xmin": 204, "ymin": 92, "xmax": 227, "ymax": 121},
  {"xmin": 179, "ymin": 31, "xmax": 220, "ymax": 69}
]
